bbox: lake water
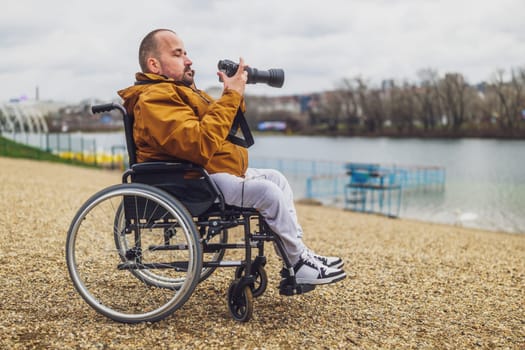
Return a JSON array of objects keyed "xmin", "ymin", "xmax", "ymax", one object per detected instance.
[
  {"xmin": 11, "ymin": 132, "xmax": 525, "ymax": 234},
  {"xmin": 248, "ymin": 136, "xmax": 525, "ymax": 234}
]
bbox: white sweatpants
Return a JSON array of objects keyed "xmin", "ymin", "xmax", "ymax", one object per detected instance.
[{"xmin": 210, "ymin": 168, "xmax": 306, "ymax": 265}]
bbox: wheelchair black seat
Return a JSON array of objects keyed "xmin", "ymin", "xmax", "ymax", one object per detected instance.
[{"xmin": 128, "ymin": 161, "xmax": 218, "ymax": 216}]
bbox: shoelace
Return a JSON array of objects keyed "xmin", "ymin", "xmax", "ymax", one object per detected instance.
[
  {"xmin": 306, "ymin": 248, "xmax": 327, "ymax": 265},
  {"xmin": 302, "ymin": 250, "xmax": 325, "ymax": 275}
]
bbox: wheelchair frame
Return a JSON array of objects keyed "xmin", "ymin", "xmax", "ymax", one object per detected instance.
[{"xmin": 65, "ymin": 103, "xmax": 314, "ymax": 323}]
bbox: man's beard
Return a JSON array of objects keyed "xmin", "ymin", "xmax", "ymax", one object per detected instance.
[{"xmin": 182, "ymin": 68, "xmax": 194, "ymax": 85}]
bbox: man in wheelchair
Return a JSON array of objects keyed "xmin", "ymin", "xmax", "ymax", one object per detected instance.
[{"xmin": 117, "ymin": 29, "xmax": 346, "ymax": 286}]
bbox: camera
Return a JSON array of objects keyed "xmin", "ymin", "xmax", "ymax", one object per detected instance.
[{"xmin": 217, "ymin": 59, "xmax": 285, "ymax": 88}]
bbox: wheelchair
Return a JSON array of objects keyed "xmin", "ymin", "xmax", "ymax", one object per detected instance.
[{"xmin": 65, "ymin": 103, "xmax": 315, "ymax": 323}]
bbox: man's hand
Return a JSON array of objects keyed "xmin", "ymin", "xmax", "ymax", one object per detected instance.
[{"xmin": 218, "ymin": 57, "xmax": 248, "ymax": 96}]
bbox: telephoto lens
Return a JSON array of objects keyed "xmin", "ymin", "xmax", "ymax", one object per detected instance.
[{"xmin": 217, "ymin": 59, "xmax": 285, "ymax": 88}]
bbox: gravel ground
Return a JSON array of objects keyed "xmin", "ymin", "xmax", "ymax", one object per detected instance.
[{"xmin": 0, "ymin": 157, "xmax": 524, "ymax": 349}]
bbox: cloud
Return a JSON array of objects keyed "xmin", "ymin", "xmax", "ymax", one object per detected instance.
[{"xmin": 0, "ymin": 0, "xmax": 523, "ymax": 102}]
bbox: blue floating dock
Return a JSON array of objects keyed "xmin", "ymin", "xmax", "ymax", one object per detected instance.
[
  {"xmin": 304, "ymin": 162, "xmax": 446, "ymax": 218},
  {"xmin": 249, "ymin": 157, "xmax": 446, "ymax": 218},
  {"xmin": 343, "ymin": 163, "xmax": 403, "ymax": 218}
]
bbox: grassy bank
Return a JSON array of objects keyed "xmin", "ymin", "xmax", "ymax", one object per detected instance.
[{"xmin": 0, "ymin": 135, "xmax": 97, "ymax": 167}]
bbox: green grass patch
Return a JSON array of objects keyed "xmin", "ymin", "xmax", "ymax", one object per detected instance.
[{"xmin": 0, "ymin": 135, "xmax": 98, "ymax": 168}]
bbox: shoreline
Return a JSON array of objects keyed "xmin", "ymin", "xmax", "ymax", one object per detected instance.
[
  {"xmin": 297, "ymin": 197, "xmax": 525, "ymax": 236},
  {"xmin": 1, "ymin": 157, "xmax": 523, "ymax": 349}
]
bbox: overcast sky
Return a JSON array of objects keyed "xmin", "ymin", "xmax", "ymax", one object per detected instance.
[{"xmin": 1, "ymin": 0, "xmax": 524, "ymax": 103}]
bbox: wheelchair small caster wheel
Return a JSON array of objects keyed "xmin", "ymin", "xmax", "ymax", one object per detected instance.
[
  {"xmin": 234, "ymin": 264, "xmax": 268, "ymax": 297},
  {"xmin": 227, "ymin": 280, "xmax": 253, "ymax": 322}
]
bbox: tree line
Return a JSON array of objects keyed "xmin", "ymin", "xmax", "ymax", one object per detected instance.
[{"xmin": 246, "ymin": 67, "xmax": 525, "ymax": 138}]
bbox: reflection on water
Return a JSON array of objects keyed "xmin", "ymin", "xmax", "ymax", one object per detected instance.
[
  {"xmin": 400, "ymin": 183, "xmax": 524, "ymax": 233},
  {"xmin": 251, "ymin": 136, "xmax": 525, "ymax": 234}
]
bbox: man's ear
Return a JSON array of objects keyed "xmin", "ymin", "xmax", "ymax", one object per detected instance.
[{"xmin": 147, "ymin": 57, "xmax": 160, "ymax": 74}]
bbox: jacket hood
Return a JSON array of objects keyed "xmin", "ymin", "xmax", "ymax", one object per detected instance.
[{"xmin": 117, "ymin": 73, "xmax": 177, "ymax": 113}]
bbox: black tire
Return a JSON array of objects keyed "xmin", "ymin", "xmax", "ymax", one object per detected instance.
[{"xmin": 227, "ymin": 280, "xmax": 253, "ymax": 322}]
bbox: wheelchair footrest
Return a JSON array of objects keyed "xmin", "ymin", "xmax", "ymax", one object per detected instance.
[{"xmin": 278, "ymin": 279, "xmax": 316, "ymax": 296}]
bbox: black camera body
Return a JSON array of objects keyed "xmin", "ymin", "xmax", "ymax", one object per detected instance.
[{"xmin": 217, "ymin": 59, "xmax": 285, "ymax": 88}]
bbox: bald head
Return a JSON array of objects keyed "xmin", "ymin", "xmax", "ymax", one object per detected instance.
[{"xmin": 138, "ymin": 29, "xmax": 176, "ymax": 73}]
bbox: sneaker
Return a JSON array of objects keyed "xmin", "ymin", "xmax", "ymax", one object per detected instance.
[
  {"xmin": 294, "ymin": 250, "xmax": 346, "ymax": 285},
  {"xmin": 306, "ymin": 248, "xmax": 344, "ymax": 269}
]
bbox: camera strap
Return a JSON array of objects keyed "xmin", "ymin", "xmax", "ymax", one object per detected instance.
[{"xmin": 227, "ymin": 109, "xmax": 254, "ymax": 148}]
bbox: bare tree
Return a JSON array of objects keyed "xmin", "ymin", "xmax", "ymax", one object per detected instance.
[
  {"xmin": 416, "ymin": 68, "xmax": 442, "ymax": 131},
  {"xmin": 389, "ymin": 81, "xmax": 418, "ymax": 133},
  {"xmin": 436, "ymin": 73, "xmax": 470, "ymax": 130},
  {"xmin": 317, "ymin": 91, "xmax": 344, "ymax": 132},
  {"xmin": 337, "ymin": 78, "xmax": 361, "ymax": 132},
  {"xmin": 354, "ymin": 78, "xmax": 386, "ymax": 133},
  {"xmin": 491, "ymin": 67, "xmax": 525, "ymax": 130},
  {"xmin": 367, "ymin": 89, "xmax": 387, "ymax": 133},
  {"xmin": 467, "ymin": 83, "xmax": 492, "ymax": 128}
]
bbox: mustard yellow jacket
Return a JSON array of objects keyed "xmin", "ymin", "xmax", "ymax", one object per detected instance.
[{"xmin": 118, "ymin": 73, "xmax": 248, "ymax": 177}]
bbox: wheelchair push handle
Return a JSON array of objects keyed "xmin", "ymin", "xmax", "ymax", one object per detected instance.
[{"xmin": 91, "ymin": 102, "xmax": 127, "ymax": 118}]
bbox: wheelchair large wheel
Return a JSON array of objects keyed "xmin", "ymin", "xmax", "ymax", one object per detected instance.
[{"xmin": 66, "ymin": 183, "xmax": 202, "ymax": 323}]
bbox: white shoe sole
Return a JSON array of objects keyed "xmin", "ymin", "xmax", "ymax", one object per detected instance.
[{"xmin": 296, "ymin": 271, "xmax": 346, "ymax": 285}]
